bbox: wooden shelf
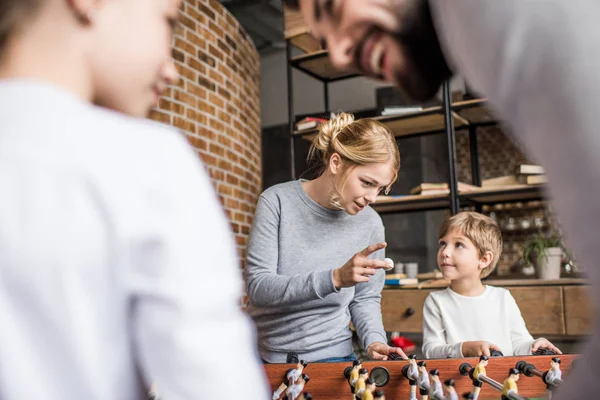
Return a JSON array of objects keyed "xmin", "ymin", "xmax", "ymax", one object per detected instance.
[
  {"xmin": 461, "ymin": 184, "xmax": 546, "ymax": 204},
  {"xmin": 293, "ymin": 99, "xmax": 495, "ymax": 140},
  {"xmin": 372, "ymin": 192, "xmax": 450, "ymax": 213},
  {"xmin": 290, "ymin": 50, "xmax": 360, "ymax": 81},
  {"xmin": 373, "ymin": 185, "xmax": 546, "ymax": 214},
  {"xmin": 453, "ymin": 98, "xmax": 498, "ymax": 125}
]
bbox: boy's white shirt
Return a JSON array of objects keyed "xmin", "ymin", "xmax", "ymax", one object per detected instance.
[{"xmin": 422, "ymin": 286, "xmax": 536, "ymax": 359}]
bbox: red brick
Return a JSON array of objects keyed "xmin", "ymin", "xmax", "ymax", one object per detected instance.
[
  {"xmin": 159, "ymin": 98, "xmax": 184, "ymax": 114},
  {"xmin": 187, "ymin": 82, "xmax": 207, "ymax": 99},
  {"xmin": 173, "ymin": 89, "xmax": 197, "ymax": 108},
  {"xmin": 186, "ymin": 135, "xmax": 208, "ymax": 151},
  {"xmin": 174, "ymin": 37, "xmax": 195, "ymax": 56},
  {"xmin": 209, "ymin": 142, "xmax": 225, "ymax": 157},
  {"xmin": 186, "ymin": 108, "xmax": 207, "ymax": 125},
  {"xmin": 148, "ymin": 110, "xmax": 171, "ymax": 124},
  {"xmin": 173, "ymin": 116, "xmax": 195, "ymax": 134}
]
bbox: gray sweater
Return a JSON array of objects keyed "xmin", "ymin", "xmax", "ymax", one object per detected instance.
[{"xmin": 246, "ymin": 180, "xmax": 387, "ymax": 363}]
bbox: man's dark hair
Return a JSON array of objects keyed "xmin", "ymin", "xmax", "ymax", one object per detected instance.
[{"xmin": 283, "ymin": 0, "xmax": 300, "ymax": 9}]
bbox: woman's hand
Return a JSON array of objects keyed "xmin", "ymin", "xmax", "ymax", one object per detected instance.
[
  {"xmin": 367, "ymin": 342, "xmax": 407, "ymax": 360},
  {"xmin": 333, "ymin": 242, "xmax": 388, "ymax": 289}
]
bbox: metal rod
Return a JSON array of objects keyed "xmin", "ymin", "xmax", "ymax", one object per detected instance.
[
  {"xmin": 460, "ymin": 363, "xmax": 529, "ymax": 400},
  {"xmin": 323, "ymin": 82, "xmax": 329, "ymax": 113},
  {"xmin": 286, "ymin": 41, "xmax": 296, "ymax": 180},
  {"xmin": 468, "ymin": 125, "xmax": 481, "ymax": 186},
  {"xmin": 443, "ymin": 81, "xmax": 460, "ymax": 215}
]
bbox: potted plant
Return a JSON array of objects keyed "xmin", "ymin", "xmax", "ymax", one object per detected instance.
[{"xmin": 523, "ymin": 233, "xmax": 563, "ymax": 280}]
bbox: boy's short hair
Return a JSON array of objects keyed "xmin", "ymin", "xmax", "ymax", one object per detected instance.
[{"xmin": 439, "ymin": 211, "xmax": 503, "ymax": 278}]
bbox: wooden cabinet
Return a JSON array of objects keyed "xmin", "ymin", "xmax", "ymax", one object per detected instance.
[
  {"xmin": 381, "ymin": 281, "xmax": 590, "ymax": 337},
  {"xmin": 508, "ymin": 286, "xmax": 565, "ymax": 335},
  {"xmin": 564, "ymin": 286, "xmax": 593, "ymax": 336}
]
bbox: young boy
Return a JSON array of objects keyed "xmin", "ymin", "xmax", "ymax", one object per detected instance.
[{"xmin": 422, "ymin": 212, "xmax": 562, "ymax": 358}]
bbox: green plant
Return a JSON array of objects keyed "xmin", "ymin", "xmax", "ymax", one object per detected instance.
[{"xmin": 523, "ymin": 233, "xmax": 562, "ymax": 267}]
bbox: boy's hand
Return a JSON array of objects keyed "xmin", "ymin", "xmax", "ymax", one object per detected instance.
[
  {"xmin": 532, "ymin": 338, "xmax": 563, "ymax": 354},
  {"xmin": 461, "ymin": 341, "xmax": 503, "ymax": 357}
]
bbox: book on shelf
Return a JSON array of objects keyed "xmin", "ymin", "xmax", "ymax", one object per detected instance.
[
  {"xmin": 409, "ymin": 181, "xmax": 480, "ymax": 195},
  {"xmin": 295, "ymin": 116, "xmax": 328, "ymax": 131},
  {"xmin": 482, "ymin": 174, "xmax": 548, "ymax": 187},
  {"xmin": 384, "ymin": 278, "xmax": 419, "ymax": 286},
  {"xmin": 516, "ymin": 164, "xmax": 545, "ymax": 175},
  {"xmin": 380, "ymin": 106, "xmax": 423, "ymax": 116}
]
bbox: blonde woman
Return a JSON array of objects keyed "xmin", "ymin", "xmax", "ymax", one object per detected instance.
[
  {"xmin": 0, "ymin": 0, "xmax": 267, "ymax": 398},
  {"xmin": 246, "ymin": 112, "xmax": 406, "ymax": 363}
]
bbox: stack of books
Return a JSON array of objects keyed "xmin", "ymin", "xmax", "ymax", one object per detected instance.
[
  {"xmin": 295, "ymin": 116, "xmax": 328, "ymax": 131},
  {"xmin": 409, "ymin": 181, "xmax": 480, "ymax": 196},
  {"xmin": 482, "ymin": 164, "xmax": 547, "ymax": 187}
]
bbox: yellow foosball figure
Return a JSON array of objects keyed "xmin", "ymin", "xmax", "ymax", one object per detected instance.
[
  {"xmin": 471, "ymin": 355, "xmax": 488, "ymax": 400},
  {"xmin": 501, "ymin": 368, "xmax": 520, "ymax": 400}
]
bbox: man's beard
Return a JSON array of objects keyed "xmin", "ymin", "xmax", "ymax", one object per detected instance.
[{"xmin": 391, "ymin": 0, "xmax": 453, "ymax": 101}]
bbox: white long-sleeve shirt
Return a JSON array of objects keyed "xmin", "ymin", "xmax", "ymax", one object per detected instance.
[
  {"xmin": 422, "ymin": 286, "xmax": 535, "ymax": 358},
  {"xmin": 0, "ymin": 80, "xmax": 269, "ymax": 399}
]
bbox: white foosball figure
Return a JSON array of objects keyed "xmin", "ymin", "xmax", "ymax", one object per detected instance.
[
  {"xmin": 272, "ymin": 383, "xmax": 287, "ymax": 400},
  {"xmin": 287, "ymin": 360, "xmax": 308, "ymax": 385},
  {"xmin": 429, "ymin": 369, "xmax": 444, "ymax": 400},
  {"xmin": 407, "ymin": 355, "xmax": 419, "ymax": 400},
  {"xmin": 417, "ymin": 361, "xmax": 431, "ymax": 400},
  {"xmin": 284, "ymin": 374, "xmax": 310, "ymax": 400},
  {"xmin": 545, "ymin": 357, "xmax": 562, "ymax": 399},
  {"xmin": 444, "ymin": 379, "xmax": 458, "ymax": 400}
]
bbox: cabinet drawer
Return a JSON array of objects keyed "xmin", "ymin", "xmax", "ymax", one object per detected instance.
[
  {"xmin": 381, "ymin": 289, "xmax": 433, "ymax": 333},
  {"xmin": 507, "ymin": 287, "xmax": 565, "ymax": 335},
  {"xmin": 564, "ymin": 286, "xmax": 592, "ymax": 336}
]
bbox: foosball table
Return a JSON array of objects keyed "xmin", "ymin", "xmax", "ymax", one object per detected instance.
[{"xmin": 264, "ymin": 353, "xmax": 576, "ymax": 400}]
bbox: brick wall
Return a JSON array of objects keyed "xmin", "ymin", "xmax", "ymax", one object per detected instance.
[{"xmin": 148, "ymin": 0, "xmax": 261, "ymax": 268}]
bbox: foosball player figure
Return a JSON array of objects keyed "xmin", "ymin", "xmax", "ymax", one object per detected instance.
[
  {"xmin": 462, "ymin": 393, "xmax": 475, "ymax": 399},
  {"xmin": 273, "ymin": 382, "xmax": 287, "ymax": 400},
  {"xmin": 349, "ymin": 359, "xmax": 363, "ymax": 393},
  {"xmin": 373, "ymin": 390, "xmax": 385, "ymax": 400},
  {"xmin": 284, "ymin": 373, "xmax": 310, "ymax": 400},
  {"xmin": 471, "ymin": 355, "xmax": 488, "ymax": 400},
  {"xmin": 429, "ymin": 369, "xmax": 443, "ymax": 399},
  {"xmin": 406, "ymin": 354, "xmax": 419, "ymax": 400},
  {"xmin": 444, "ymin": 379, "xmax": 458, "ymax": 400},
  {"xmin": 417, "ymin": 361, "xmax": 430, "ymax": 400},
  {"xmin": 298, "ymin": 393, "xmax": 312, "ymax": 400},
  {"xmin": 544, "ymin": 357, "xmax": 562, "ymax": 399},
  {"xmin": 287, "ymin": 360, "xmax": 308, "ymax": 385},
  {"xmin": 501, "ymin": 368, "xmax": 520, "ymax": 400},
  {"xmin": 148, "ymin": 384, "xmax": 160, "ymax": 400},
  {"xmin": 354, "ymin": 368, "xmax": 369, "ymax": 399},
  {"xmin": 358, "ymin": 378, "xmax": 376, "ymax": 400}
]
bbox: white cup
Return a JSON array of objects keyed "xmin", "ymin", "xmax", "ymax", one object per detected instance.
[
  {"xmin": 394, "ymin": 262, "xmax": 404, "ymax": 275},
  {"xmin": 405, "ymin": 262, "xmax": 418, "ymax": 279}
]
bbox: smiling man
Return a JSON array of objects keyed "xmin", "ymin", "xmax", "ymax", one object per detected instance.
[{"xmin": 286, "ymin": 1, "xmax": 600, "ymax": 399}]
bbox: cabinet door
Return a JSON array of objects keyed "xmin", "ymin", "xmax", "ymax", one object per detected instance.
[
  {"xmin": 564, "ymin": 286, "xmax": 592, "ymax": 336},
  {"xmin": 507, "ymin": 287, "xmax": 565, "ymax": 335},
  {"xmin": 381, "ymin": 289, "xmax": 433, "ymax": 333}
]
